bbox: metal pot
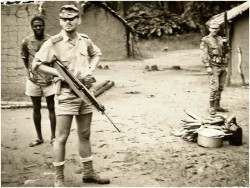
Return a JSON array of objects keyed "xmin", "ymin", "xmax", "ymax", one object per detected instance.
[
  {"xmin": 197, "ymin": 128, "xmax": 228, "ymax": 148},
  {"xmin": 197, "ymin": 134, "xmax": 223, "ymax": 148}
]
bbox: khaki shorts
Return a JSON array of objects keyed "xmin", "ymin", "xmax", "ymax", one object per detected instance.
[
  {"xmin": 55, "ymin": 88, "xmax": 94, "ymax": 116},
  {"xmin": 25, "ymin": 78, "xmax": 55, "ymax": 97}
]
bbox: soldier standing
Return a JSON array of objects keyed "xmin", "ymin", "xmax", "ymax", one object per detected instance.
[
  {"xmin": 200, "ymin": 22, "xmax": 229, "ymax": 115},
  {"xmin": 32, "ymin": 5, "xmax": 110, "ymax": 186}
]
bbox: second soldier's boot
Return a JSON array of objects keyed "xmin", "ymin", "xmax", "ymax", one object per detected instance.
[
  {"xmin": 82, "ymin": 161, "xmax": 110, "ymax": 184},
  {"xmin": 209, "ymin": 101, "xmax": 216, "ymax": 115},
  {"xmin": 215, "ymin": 100, "xmax": 229, "ymax": 112},
  {"xmin": 54, "ymin": 164, "xmax": 65, "ymax": 187}
]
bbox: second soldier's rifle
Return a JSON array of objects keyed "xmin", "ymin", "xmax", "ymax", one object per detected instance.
[
  {"xmin": 222, "ymin": 2, "xmax": 229, "ymax": 59},
  {"xmin": 53, "ymin": 56, "xmax": 120, "ymax": 132}
]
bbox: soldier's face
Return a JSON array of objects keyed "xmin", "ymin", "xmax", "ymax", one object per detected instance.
[
  {"xmin": 209, "ymin": 27, "xmax": 219, "ymax": 36},
  {"xmin": 60, "ymin": 16, "xmax": 80, "ymax": 33},
  {"xmin": 32, "ymin": 20, "xmax": 44, "ymax": 36}
]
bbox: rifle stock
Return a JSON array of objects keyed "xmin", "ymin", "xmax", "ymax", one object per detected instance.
[{"xmin": 53, "ymin": 57, "xmax": 120, "ymax": 132}]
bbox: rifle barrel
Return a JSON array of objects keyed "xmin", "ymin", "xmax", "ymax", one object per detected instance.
[{"xmin": 103, "ymin": 112, "xmax": 121, "ymax": 132}]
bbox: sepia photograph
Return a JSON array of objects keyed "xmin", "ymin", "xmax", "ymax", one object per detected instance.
[{"xmin": 1, "ymin": 0, "xmax": 249, "ymax": 187}]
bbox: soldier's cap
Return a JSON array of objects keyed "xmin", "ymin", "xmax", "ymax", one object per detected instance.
[
  {"xmin": 208, "ymin": 22, "xmax": 220, "ymax": 29},
  {"xmin": 59, "ymin": 5, "xmax": 79, "ymax": 19}
]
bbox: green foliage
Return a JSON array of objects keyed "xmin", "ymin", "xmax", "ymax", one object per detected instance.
[
  {"xmin": 125, "ymin": 2, "xmax": 188, "ymax": 39},
  {"xmin": 123, "ymin": 1, "xmax": 243, "ymax": 39}
]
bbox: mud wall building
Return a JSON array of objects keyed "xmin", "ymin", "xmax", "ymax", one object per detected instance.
[
  {"xmin": 229, "ymin": 11, "xmax": 249, "ymax": 86},
  {"xmin": 1, "ymin": 3, "xmax": 40, "ymax": 101}
]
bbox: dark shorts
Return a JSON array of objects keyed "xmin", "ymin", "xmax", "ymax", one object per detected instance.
[{"xmin": 25, "ymin": 78, "xmax": 55, "ymax": 97}]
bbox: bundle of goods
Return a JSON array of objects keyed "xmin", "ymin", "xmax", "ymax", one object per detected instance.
[{"xmin": 170, "ymin": 110, "xmax": 242, "ymax": 147}]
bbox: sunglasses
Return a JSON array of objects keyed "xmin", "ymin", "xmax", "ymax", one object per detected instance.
[{"xmin": 60, "ymin": 16, "xmax": 79, "ymax": 22}]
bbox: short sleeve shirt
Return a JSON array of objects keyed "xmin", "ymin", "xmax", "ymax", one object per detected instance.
[
  {"xmin": 200, "ymin": 35, "xmax": 224, "ymax": 65},
  {"xmin": 21, "ymin": 34, "xmax": 54, "ymax": 86},
  {"xmin": 33, "ymin": 30, "xmax": 102, "ymax": 80}
]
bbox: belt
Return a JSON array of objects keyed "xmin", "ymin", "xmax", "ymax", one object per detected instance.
[{"xmin": 60, "ymin": 77, "xmax": 95, "ymax": 89}]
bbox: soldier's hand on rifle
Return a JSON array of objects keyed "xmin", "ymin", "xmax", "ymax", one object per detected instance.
[
  {"xmin": 206, "ymin": 67, "xmax": 213, "ymax": 75},
  {"xmin": 81, "ymin": 75, "xmax": 96, "ymax": 89}
]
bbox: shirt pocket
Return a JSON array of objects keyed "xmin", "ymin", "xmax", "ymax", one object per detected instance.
[
  {"xmin": 79, "ymin": 48, "xmax": 89, "ymax": 67},
  {"xmin": 75, "ymin": 49, "xmax": 90, "ymax": 79},
  {"xmin": 79, "ymin": 48, "xmax": 88, "ymax": 57}
]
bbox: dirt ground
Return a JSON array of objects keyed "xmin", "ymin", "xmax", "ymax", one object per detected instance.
[{"xmin": 1, "ymin": 49, "xmax": 249, "ymax": 187}]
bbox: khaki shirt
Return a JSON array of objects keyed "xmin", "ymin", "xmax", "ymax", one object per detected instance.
[
  {"xmin": 200, "ymin": 35, "xmax": 226, "ymax": 67},
  {"xmin": 21, "ymin": 34, "xmax": 54, "ymax": 86},
  {"xmin": 33, "ymin": 30, "xmax": 102, "ymax": 80}
]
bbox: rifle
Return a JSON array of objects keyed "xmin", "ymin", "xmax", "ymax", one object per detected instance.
[
  {"xmin": 222, "ymin": 2, "xmax": 229, "ymax": 59},
  {"xmin": 53, "ymin": 57, "xmax": 121, "ymax": 132}
]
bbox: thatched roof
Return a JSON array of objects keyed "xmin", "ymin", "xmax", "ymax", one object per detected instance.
[{"xmin": 207, "ymin": 1, "xmax": 249, "ymax": 25}]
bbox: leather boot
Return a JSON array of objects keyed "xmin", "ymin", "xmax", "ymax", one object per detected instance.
[
  {"xmin": 209, "ymin": 101, "xmax": 216, "ymax": 115},
  {"xmin": 82, "ymin": 161, "xmax": 110, "ymax": 184},
  {"xmin": 215, "ymin": 100, "xmax": 229, "ymax": 112},
  {"xmin": 54, "ymin": 165, "xmax": 65, "ymax": 187}
]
